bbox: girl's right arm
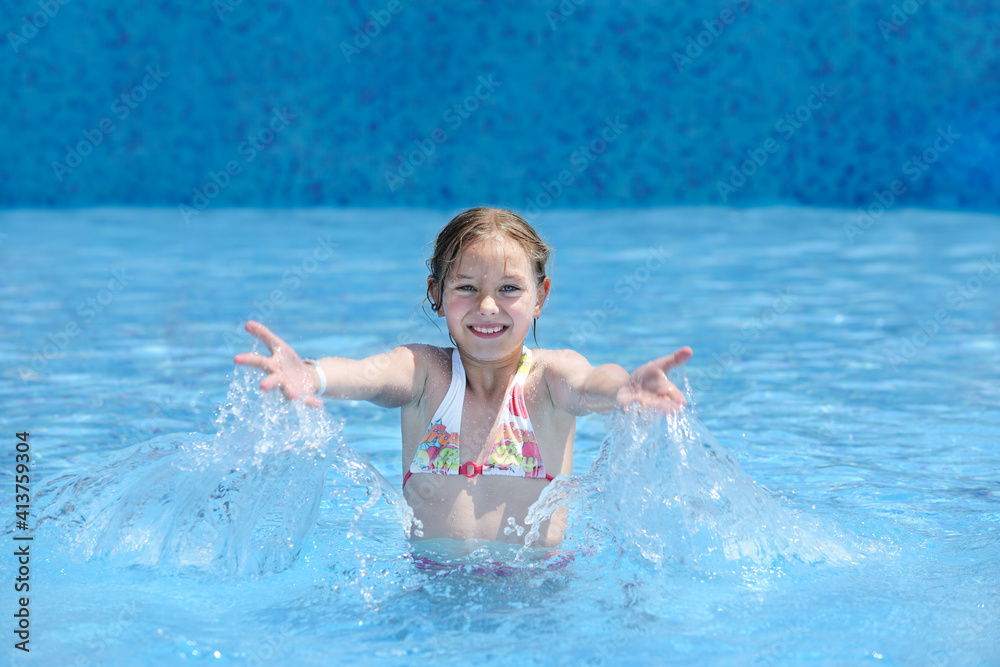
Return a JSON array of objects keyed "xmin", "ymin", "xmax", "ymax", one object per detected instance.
[{"xmin": 233, "ymin": 320, "xmax": 427, "ymax": 409}]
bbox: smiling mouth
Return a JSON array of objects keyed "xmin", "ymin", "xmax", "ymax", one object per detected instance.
[{"xmin": 469, "ymin": 324, "xmax": 508, "ymax": 337}]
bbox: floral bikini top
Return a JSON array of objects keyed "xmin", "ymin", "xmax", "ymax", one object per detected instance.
[{"xmin": 402, "ymin": 346, "xmax": 554, "ymax": 488}]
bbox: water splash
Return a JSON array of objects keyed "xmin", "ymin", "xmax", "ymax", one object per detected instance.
[
  {"xmin": 521, "ymin": 373, "xmax": 855, "ymax": 570},
  {"xmin": 503, "ymin": 516, "xmax": 525, "ymax": 538},
  {"xmin": 24, "ymin": 360, "xmax": 857, "ymax": 583},
  {"xmin": 27, "ymin": 364, "xmax": 413, "ymax": 577}
]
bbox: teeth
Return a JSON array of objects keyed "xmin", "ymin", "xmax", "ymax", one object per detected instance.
[{"xmin": 472, "ymin": 325, "xmax": 504, "ymax": 334}]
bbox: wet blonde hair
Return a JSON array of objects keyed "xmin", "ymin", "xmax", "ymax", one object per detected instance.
[{"xmin": 425, "ymin": 207, "xmax": 551, "ymax": 343}]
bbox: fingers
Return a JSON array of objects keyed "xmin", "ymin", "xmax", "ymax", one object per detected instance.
[
  {"xmin": 633, "ymin": 347, "xmax": 692, "ymax": 380},
  {"xmin": 258, "ymin": 373, "xmax": 324, "ymax": 408},
  {"xmin": 261, "ymin": 372, "xmax": 306, "ymax": 398},
  {"xmin": 644, "ymin": 378, "xmax": 686, "ymax": 406},
  {"xmin": 259, "ymin": 374, "xmax": 283, "ymax": 392},
  {"xmin": 234, "ymin": 352, "xmax": 271, "ymax": 369},
  {"xmin": 662, "ymin": 381, "xmax": 688, "ymax": 406},
  {"xmin": 623, "ymin": 372, "xmax": 688, "ymax": 408},
  {"xmin": 626, "ymin": 393, "xmax": 685, "ymax": 414},
  {"xmin": 656, "ymin": 346, "xmax": 693, "ymax": 372},
  {"xmin": 244, "ymin": 320, "xmax": 287, "ymax": 353},
  {"xmin": 637, "ymin": 393, "xmax": 686, "ymax": 414},
  {"xmin": 236, "ymin": 329, "xmax": 323, "ymax": 409},
  {"xmin": 654, "ymin": 397, "xmax": 686, "ymax": 415},
  {"xmin": 617, "ymin": 384, "xmax": 686, "ymax": 412}
]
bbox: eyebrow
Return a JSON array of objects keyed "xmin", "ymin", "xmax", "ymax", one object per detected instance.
[{"xmin": 452, "ymin": 273, "xmax": 526, "ymax": 280}]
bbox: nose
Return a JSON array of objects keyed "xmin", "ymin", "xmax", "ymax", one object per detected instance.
[{"xmin": 478, "ymin": 294, "xmax": 498, "ymax": 314}]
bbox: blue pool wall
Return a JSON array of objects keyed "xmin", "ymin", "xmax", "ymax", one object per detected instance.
[{"xmin": 2, "ymin": 0, "xmax": 998, "ymax": 211}]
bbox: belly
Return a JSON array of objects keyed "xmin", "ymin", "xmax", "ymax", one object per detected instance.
[{"xmin": 403, "ymin": 474, "xmax": 565, "ymax": 545}]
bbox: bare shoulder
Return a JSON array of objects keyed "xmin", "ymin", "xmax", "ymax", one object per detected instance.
[
  {"xmin": 397, "ymin": 342, "xmax": 449, "ymax": 362},
  {"xmin": 531, "ymin": 348, "xmax": 595, "ymax": 415},
  {"xmin": 394, "ymin": 343, "xmax": 452, "ymax": 403},
  {"xmin": 403, "ymin": 343, "xmax": 454, "ymax": 371},
  {"xmin": 532, "ymin": 347, "xmax": 594, "ymax": 380}
]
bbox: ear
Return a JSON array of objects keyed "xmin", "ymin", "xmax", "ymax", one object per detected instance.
[
  {"xmin": 533, "ymin": 276, "xmax": 551, "ymax": 318},
  {"xmin": 427, "ymin": 275, "xmax": 443, "ymax": 317}
]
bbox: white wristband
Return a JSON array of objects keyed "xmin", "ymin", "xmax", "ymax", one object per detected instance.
[{"xmin": 303, "ymin": 359, "xmax": 327, "ymax": 396}]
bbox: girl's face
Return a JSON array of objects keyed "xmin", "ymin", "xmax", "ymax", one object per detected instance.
[{"xmin": 432, "ymin": 235, "xmax": 550, "ymax": 360}]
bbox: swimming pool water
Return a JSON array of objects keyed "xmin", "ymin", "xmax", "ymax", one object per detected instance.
[{"xmin": 1, "ymin": 206, "xmax": 998, "ymax": 665}]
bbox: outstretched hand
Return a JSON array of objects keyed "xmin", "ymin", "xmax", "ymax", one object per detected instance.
[
  {"xmin": 615, "ymin": 346, "xmax": 693, "ymax": 414},
  {"xmin": 233, "ymin": 321, "xmax": 322, "ymax": 408}
]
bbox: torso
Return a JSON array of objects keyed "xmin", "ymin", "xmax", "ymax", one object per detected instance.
[{"xmin": 401, "ymin": 345, "xmax": 575, "ymax": 545}]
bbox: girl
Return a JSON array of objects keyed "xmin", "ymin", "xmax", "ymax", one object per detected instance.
[{"xmin": 234, "ymin": 207, "xmax": 692, "ymax": 547}]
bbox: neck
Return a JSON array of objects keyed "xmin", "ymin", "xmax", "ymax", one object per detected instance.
[{"xmin": 458, "ymin": 345, "xmax": 523, "ymax": 398}]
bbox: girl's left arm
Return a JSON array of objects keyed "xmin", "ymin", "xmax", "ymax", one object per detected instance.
[{"xmin": 544, "ymin": 347, "xmax": 693, "ymax": 415}]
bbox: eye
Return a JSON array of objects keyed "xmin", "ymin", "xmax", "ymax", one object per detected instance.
[
  {"xmin": 456, "ymin": 284, "xmax": 475, "ymax": 292},
  {"xmin": 500, "ymin": 285, "xmax": 522, "ymax": 293}
]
